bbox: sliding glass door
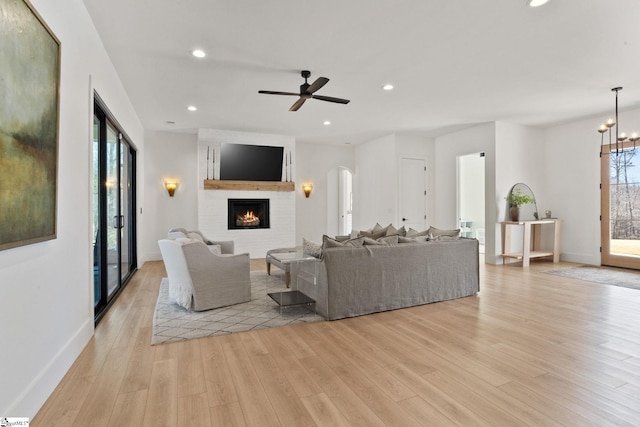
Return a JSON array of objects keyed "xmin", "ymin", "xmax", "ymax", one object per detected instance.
[
  {"xmin": 94, "ymin": 96, "xmax": 137, "ymax": 322},
  {"xmin": 601, "ymin": 142, "xmax": 640, "ymax": 269}
]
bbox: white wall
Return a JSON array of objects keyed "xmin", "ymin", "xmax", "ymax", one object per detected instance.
[
  {"xmin": 143, "ymin": 131, "xmax": 198, "ymax": 261},
  {"xmin": 296, "ymin": 143, "xmax": 355, "ymax": 243},
  {"xmin": 541, "ymin": 107, "xmax": 640, "ymax": 264},
  {"xmin": 197, "ymin": 129, "xmax": 296, "ymax": 258},
  {"xmin": 494, "ymin": 122, "xmax": 546, "ymax": 223},
  {"xmin": 0, "ymin": 0, "xmax": 144, "ymax": 418},
  {"xmin": 353, "ymin": 135, "xmax": 397, "ymax": 230},
  {"xmin": 434, "ymin": 123, "xmax": 497, "ymax": 262}
]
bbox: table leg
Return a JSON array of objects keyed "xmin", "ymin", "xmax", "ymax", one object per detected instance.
[{"xmin": 522, "ymin": 222, "xmax": 532, "ymax": 267}]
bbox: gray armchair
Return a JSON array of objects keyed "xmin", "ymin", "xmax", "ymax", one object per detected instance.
[
  {"xmin": 168, "ymin": 227, "xmax": 235, "ymax": 254},
  {"xmin": 158, "ymin": 239, "xmax": 250, "ymax": 311}
]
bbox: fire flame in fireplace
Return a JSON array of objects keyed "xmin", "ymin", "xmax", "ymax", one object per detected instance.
[{"xmin": 236, "ymin": 210, "xmax": 260, "ymax": 227}]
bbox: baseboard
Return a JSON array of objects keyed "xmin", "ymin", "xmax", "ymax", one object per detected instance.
[
  {"xmin": 559, "ymin": 252, "xmax": 600, "ymax": 266},
  {"xmin": 5, "ymin": 317, "xmax": 94, "ymax": 419},
  {"xmin": 144, "ymin": 251, "xmax": 162, "ymax": 262}
]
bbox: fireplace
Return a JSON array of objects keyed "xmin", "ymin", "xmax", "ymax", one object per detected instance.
[{"xmin": 228, "ymin": 199, "xmax": 270, "ymax": 229}]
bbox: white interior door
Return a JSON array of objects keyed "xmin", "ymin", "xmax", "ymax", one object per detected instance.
[{"xmin": 399, "ymin": 157, "xmax": 427, "ymax": 231}]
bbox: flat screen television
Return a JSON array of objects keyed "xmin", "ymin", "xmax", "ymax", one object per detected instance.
[{"xmin": 219, "ymin": 143, "xmax": 284, "ymax": 181}]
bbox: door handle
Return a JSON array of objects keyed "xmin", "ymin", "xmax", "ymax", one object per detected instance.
[
  {"xmin": 402, "ymin": 218, "xmax": 407, "ymax": 221},
  {"xmin": 112, "ymin": 215, "xmax": 119, "ymax": 228},
  {"xmin": 120, "ymin": 215, "xmax": 125, "ymax": 229}
]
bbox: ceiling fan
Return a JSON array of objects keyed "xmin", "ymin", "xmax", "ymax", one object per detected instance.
[{"xmin": 259, "ymin": 70, "xmax": 350, "ymax": 111}]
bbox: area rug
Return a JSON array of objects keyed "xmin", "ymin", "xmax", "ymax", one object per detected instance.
[
  {"xmin": 151, "ymin": 271, "xmax": 324, "ymax": 345},
  {"xmin": 544, "ymin": 265, "xmax": 640, "ymax": 290}
]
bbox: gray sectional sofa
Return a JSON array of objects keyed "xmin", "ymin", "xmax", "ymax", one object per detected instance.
[{"xmin": 295, "ymin": 238, "xmax": 479, "ymax": 320}]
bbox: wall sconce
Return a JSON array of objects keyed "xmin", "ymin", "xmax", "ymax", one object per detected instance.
[
  {"xmin": 164, "ymin": 180, "xmax": 178, "ymax": 197},
  {"xmin": 302, "ymin": 183, "xmax": 313, "ymax": 198}
]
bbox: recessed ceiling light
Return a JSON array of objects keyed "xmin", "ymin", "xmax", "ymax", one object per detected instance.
[
  {"xmin": 165, "ymin": 120, "xmax": 176, "ymax": 125},
  {"xmin": 187, "ymin": 105, "xmax": 197, "ymax": 111},
  {"xmin": 323, "ymin": 120, "xmax": 331, "ymax": 125},
  {"xmin": 192, "ymin": 49, "xmax": 206, "ymax": 58},
  {"xmin": 383, "ymin": 84, "xmax": 394, "ymax": 91},
  {"xmin": 527, "ymin": 0, "xmax": 549, "ymax": 7}
]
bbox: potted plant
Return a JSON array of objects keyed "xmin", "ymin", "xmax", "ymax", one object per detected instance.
[{"xmin": 507, "ymin": 189, "xmax": 533, "ymax": 221}]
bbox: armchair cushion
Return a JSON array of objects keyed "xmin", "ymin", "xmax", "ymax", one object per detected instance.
[{"xmin": 168, "ymin": 228, "xmax": 235, "ymax": 254}]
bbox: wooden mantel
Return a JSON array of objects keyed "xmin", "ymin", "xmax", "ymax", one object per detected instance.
[{"xmin": 203, "ymin": 180, "xmax": 295, "ymax": 192}]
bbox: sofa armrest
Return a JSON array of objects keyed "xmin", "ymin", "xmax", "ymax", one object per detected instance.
[{"xmin": 181, "ymin": 242, "xmax": 250, "ymax": 311}]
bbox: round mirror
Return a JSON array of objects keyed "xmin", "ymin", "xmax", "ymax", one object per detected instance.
[{"xmin": 507, "ymin": 183, "xmax": 538, "ymax": 221}]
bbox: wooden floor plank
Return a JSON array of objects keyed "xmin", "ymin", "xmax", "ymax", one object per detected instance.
[
  {"xmin": 177, "ymin": 392, "xmax": 212, "ymax": 427},
  {"xmin": 200, "ymin": 337, "xmax": 239, "ymax": 407},
  {"xmin": 219, "ymin": 334, "xmax": 281, "ymax": 427},
  {"xmin": 300, "ymin": 355, "xmax": 387, "ymax": 427},
  {"xmin": 300, "ymin": 393, "xmax": 352, "ymax": 427},
  {"xmin": 142, "ymin": 358, "xmax": 178, "ymax": 427},
  {"xmin": 107, "ymin": 390, "xmax": 147, "ymax": 427},
  {"xmin": 176, "ymin": 339, "xmax": 207, "ymax": 398},
  {"xmin": 31, "ymin": 259, "xmax": 640, "ymax": 426},
  {"xmin": 209, "ymin": 402, "xmax": 246, "ymax": 427}
]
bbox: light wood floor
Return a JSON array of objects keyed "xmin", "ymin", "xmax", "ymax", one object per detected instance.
[{"xmin": 33, "ymin": 258, "xmax": 640, "ymax": 426}]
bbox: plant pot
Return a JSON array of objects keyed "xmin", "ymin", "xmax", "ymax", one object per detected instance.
[{"xmin": 509, "ymin": 206, "xmax": 519, "ymax": 222}]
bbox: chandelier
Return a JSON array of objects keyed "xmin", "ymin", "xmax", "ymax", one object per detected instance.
[{"xmin": 598, "ymin": 87, "xmax": 639, "ymax": 156}]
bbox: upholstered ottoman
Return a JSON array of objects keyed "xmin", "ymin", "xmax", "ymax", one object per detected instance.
[{"xmin": 265, "ymin": 247, "xmax": 299, "ymax": 287}]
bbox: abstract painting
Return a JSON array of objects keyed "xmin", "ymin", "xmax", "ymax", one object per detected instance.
[{"xmin": 0, "ymin": 0, "xmax": 60, "ymax": 251}]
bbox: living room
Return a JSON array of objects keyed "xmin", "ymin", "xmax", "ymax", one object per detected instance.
[{"xmin": 2, "ymin": 0, "xmax": 640, "ymax": 422}]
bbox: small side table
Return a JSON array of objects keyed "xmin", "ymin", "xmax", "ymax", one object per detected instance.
[
  {"xmin": 267, "ymin": 252, "xmax": 318, "ymax": 313},
  {"xmin": 501, "ymin": 219, "xmax": 560, "ymax": 267}
]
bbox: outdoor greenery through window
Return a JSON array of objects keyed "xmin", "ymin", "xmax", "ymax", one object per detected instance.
[{"xmin": 609, "ymin": 148, "xmax": 640, "ymax": 257}]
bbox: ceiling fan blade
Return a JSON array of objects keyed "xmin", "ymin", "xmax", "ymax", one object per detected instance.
[
  {"xmin": 289, "ymin": 97, "xmax": 307, "ymax": 111},
  {"xmin": 258, "ymin": 90, "xmax": 299, "ymax": 96},
  {"xmin": 306, "ymin": 77, "xmax": 329, "ymax": 94},
  {"xmin": 312, "ymin": 94, "xmax": 350, "ymax": 104}
]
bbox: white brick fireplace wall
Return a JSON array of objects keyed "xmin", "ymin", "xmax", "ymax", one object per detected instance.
[{"xmin": 197, "ymin": 129, "xmax": 296, "ymax": 258}]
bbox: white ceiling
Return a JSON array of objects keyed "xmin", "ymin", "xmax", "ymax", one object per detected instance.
[{"xmin": 82, "ymin": 0, "xmax": 640, "ymax": 145}]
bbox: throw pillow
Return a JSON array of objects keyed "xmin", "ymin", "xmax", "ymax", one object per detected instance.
[
  {"xmin": 322, "ymin": 235, "xmax": 365, "ymax": 252},
  {"xmin": 398, "ymin": 236, "xmax": 418, "ymax": 244},
  {"xmin": 363, "ymin": 237, "xmax": 385, "ymax": 245},
  {"xmin": 372, "ymin": 223, "xmax": 391, "ymax": 234},
  {"xmin": 428, "ymin": 226, "xmax": 460, "ymax": 238},
  {"xmin": 186, "ymin": 232, "xmax": 204, "ymax": 242},
  {"xmin": 385, "ymin": 225, "xmax": 407, "ymax": 236},
  {"xmin": 432, "ymin": 235, "xmax": 460, "ymax": 242},
  {"xmin": 377, "ymin": 235, "xmax": 399, "ymax": 245},
  {"xmin": 343, "ymin": 236, "xmax": 365, "ymax": 247},
  {"xmin": 406, "ymin": 228, "xmax": 429, "ymax": 237},
  {"xmin": 302, "ymin": 238, "xmax": 322, "ymax": 258},
  {"xmin": 360, "ymin": 229, "xmax": 386, "ymax": 239}
]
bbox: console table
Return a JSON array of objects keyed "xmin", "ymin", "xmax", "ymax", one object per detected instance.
[{"xmin": 501, "ymin": 219, "xmax": 560, "ymax": 267}]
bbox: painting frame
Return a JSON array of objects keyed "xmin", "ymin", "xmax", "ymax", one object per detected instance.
[{"xmin": 0, "ymin": 0, "xmax": 60, "ymax": 251}]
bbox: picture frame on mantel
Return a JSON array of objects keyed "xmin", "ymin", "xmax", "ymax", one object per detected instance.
[{"xmin": 0, "ymin": 0, "xmax": 61, "ymax": 251}]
